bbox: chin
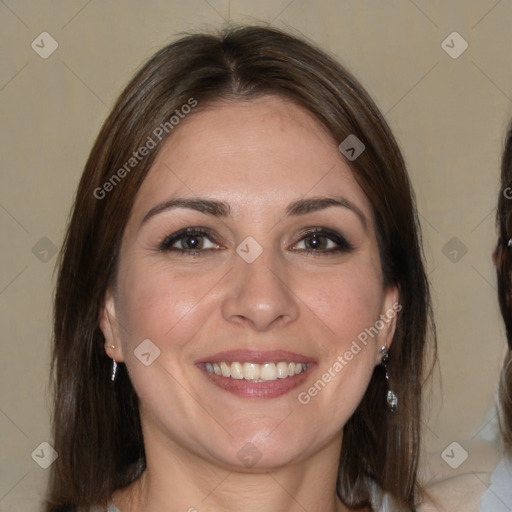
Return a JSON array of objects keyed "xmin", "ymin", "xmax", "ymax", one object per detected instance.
[{"xmin": 208, "ymin": 425, "xmax": 318, "ymax": 471}]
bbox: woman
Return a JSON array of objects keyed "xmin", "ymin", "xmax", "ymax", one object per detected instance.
[
  {"xmin": 484, "ymin": 122, "xmax": 512, "ymax": 510},
  {"xmin": 46, "ymin": 26, "xmax": 435, "ymax": 511}
]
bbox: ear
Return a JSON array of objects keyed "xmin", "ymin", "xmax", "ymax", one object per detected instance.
[
  {"xmin": 374, "ymin": 285, "xmax": 401, "ymax": 365},
  {"xmin": 99, "ymin": 288, "xmax": 125, "ymax": 363}
]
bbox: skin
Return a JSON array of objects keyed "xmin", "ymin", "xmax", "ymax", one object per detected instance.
[{"xmin": 100, "ymin": 95, "xmax": 399, "ymax": 512}]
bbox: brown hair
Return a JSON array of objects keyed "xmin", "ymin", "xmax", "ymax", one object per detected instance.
[
  {"xmin": 494, "ymin": 121, "xmax": 512, "ymax": 454},
  {"xmin": 47, "ymin": 25, "xmax": 435, "ymax": 511}
]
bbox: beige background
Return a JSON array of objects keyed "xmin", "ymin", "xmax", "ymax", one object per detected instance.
[{"xmin": 1, "ymin": 1, "xmax": 511, "ymax": 510}]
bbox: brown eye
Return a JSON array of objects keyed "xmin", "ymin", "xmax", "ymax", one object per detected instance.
[
  {"xmin": 292, "ymin": 228, "xmax": 354, "ymax": 254},
  {"xmin": 160, "ymin": 228, "xmax": 219, "ymax": 253},
  {"xmin": 302, "ymin": 234, "xmax": 331, "ymax": 250},
  {"xmin": 179, "ymin": 234, "xmax": 204, "ymax": 250}
]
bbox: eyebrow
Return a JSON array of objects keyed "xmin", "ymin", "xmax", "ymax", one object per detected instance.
[
  {"xmin": 285, "ymin": 197, "xmax": 367, "ymax": 229},
  {"xmin": 140, "ymin": 196, "xmax": 367, "ymax": 229},
  {"xmin": 141, "ymin": 198, "xmax": 230, "ymax": 226}
]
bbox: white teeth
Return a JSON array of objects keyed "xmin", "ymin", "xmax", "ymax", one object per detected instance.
[
  {"xmin": 276, "ymin": 361, "xmax": 289, "ymax": 379},
  {"xmin": 220, "ymin": 361, "xmax": 230, "ymax": 377},
  {"xmin": 230, "ymin": 362, "xmax": 244, "ymax": 379},
  {"xmin": 261, "ymin": 362, "xmax": 277, "ymax": 380},
  {"xmin": 243, "ymin": 362, "xmax": 260, "ymax": 380},
  {"xmin": 204, "ymin": 361, "xmax": 307, "ymax": 381}
]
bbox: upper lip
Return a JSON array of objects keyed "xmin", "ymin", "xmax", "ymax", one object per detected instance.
[{"xmin": 195, "ymin": 349, "xmax": 315, "ymax": 365}]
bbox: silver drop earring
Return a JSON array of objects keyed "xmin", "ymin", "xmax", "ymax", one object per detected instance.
[
  {"xmin": 105, "ymin": 343, "xmax": 118, "ymax": 382},
  {"xmin": 380, "ymin": 345, "xmax": 398, "ymax": 414},
  {"xmin": 111, "ymin": 360, "xmax": 118, "ymax": 382},
  {"xmin": 105, "ymin": 312, "xmax": 119, "ymax": 383}
]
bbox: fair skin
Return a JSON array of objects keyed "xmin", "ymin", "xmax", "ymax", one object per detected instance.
[{"xmin": 101, "ymin": 95, "xmax": 399, "ymax": 512}]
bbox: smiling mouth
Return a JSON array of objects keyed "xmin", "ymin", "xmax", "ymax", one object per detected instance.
[
  {"xmin": 204, "ymin": 361, "xmax": 308, "ymax": 381},
  {"xmin": 196, "ymin": 350, "xmax": 315, "ymax": 398}
]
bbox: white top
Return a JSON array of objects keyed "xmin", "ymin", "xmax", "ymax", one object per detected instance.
[
  {"xmin": 480, "ymin": 456, "xmax": 512, "ymax": 512},
  {"xmin": 369, "ymin": 480, "xmax": 397, "ymax": 511},
  {"xmin": 90, "ymin": 505, "xmax": 121, "ymax": 512}
]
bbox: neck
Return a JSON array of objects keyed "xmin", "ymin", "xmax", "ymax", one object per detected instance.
[{"xmin": 112, "ymin": 429, "xmax": 360, "ymax": 512}]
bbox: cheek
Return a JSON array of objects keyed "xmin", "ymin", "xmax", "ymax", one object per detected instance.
[
  {"xmin": 115, "ymin": 258, "xmax": 225, "ymax": 350},
  {"xmin": 292, "ymin": 260, "xmax": 384, "ymax": 418},
  {"xmin": 298, "ymin": 262, "xmax": 385, "ymax": 348}
]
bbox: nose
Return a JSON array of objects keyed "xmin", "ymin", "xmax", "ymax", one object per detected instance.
[{"xmin": 220, "ymin": 249, "xmax": 300, "ymax": 332}]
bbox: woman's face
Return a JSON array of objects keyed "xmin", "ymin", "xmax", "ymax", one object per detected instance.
[{"xmin": 101, "ymin": 96, "xmax": 399, "ymax": 470}]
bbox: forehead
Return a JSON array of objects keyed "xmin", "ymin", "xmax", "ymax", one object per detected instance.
[{"xmin": 129, "ymin": 96, "xmax": 373, "ymax": 220}]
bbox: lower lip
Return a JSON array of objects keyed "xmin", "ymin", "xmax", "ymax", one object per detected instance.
[{"xmin": 199, "ymin": 364, "xmax": 315, "ymax": 399}]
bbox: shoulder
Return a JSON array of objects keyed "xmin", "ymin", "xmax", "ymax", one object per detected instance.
[
  {"xmin": 419, "ymin": 460, "xmax": 512, "ymax": 512},
  {"xmin": 417, "ymin": 439, "xmax": 503, "ymax": 512},
  {"xmin": 418, "ymin": 473, "xmax": 487, "ymax": 512}
]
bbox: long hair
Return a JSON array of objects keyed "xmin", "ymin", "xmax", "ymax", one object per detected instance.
[
  {"xmin": 47, "ymin": 26, "xmax": 435, "ymax": 511},
  {"xmin": 494, "ymin": 121, "xmax": 512, "ymax": 454}
]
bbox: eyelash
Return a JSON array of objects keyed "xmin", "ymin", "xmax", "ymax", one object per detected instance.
[
  {"xmin": 158, "ymin": 227, "xmax": 354, "ymax": 256},
  {"xmin": 159, "ymin": 227, "xmax": 219, "ymax": 255},
  {"xmin": 292, "ymin": 227, "xmax": 354, "ymax": 255}
]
